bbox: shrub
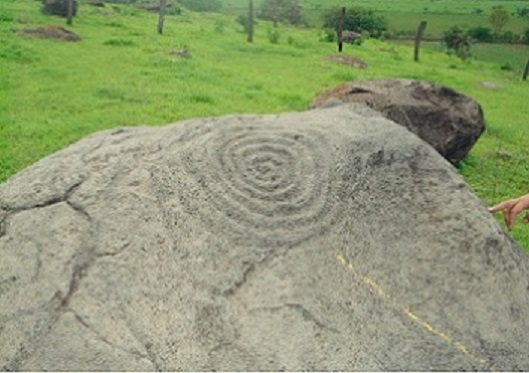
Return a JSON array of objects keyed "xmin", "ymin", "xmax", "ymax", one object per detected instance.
[
  {"xmin": 523, "ymin": 27, "xmax": 529, "ymax": 45},
  {"xmin": 442, "ymin": 26, "xmax": 471, "ymax": 61},
  {"xmin": 267, "ymin": 28, "xmax": 281, "ymax": 43},
  {"xmin": 236, "ymin": 13, "xmax": 257, "ymax": 34},
  {"xmin": 496, "ymin": 31, "xmax": 518, "ymax": 43},
  {"xmin": 514, "ymin": 7, "xmax": 529, "ymax": 19},
  {"xmin": 322, "ymin": 7, "xmax": 387, "ymax": 38},
  {"xmin": 320, "ymin": 28, "xmax": 336, "ymax": 42},
  {"xmin": 467, "ymin": 26, "xmax": 493, "ymax": 42},
  {"xmin": 0, "ymin": 9, "xmax": 14, "ymax": 23}
]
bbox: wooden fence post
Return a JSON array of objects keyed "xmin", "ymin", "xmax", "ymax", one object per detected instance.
[
  {"xmin": 247, "ymin": 0, "xmax": 254, "ymax": 43},
  {"xmin": 66, "ymin": 0, "xmax": 74, "ymax": 26},
  {"xmin": 337, "ymin": 7, "xmax": 345, "ymax": 53},
  {"xmin": 523, "ymin": 58, "xmax": 529, "ymax": 81},
  {"xmin": 414, "ymin": 21, "xmax": 427, "ymax": 62},
  {"xmin": 157, "ymin": 0, "xmax": 167, "ymax": 35}
]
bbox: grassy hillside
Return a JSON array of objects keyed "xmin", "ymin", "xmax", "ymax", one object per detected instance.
[{"xmin": 1, "ymin": 0, "xmax": 528, "ymax": 249}]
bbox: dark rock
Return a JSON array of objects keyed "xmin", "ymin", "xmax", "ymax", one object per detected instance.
[
  {"xmin": 309, "ymin": 79, "xmax": 485, "ymax": 164},
  {"xmin": 41, "ymin": 0, "xmax": 78, "ymax": 17},
  {"xmin": 341, "ymin": 30, "xmax": 361, "ymax": 43},
  {"xmin": 326, "ymin": 55, "xmax": 367, "ymax": 69},
  {"xmin": 0, "ymin": 105, "xmax": 527, "ymax": 370}
]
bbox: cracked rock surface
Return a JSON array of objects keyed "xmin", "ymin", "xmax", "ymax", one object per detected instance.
[{"xmin": 1, "ymin": 105, "xmax": 529, "ymax": 370}]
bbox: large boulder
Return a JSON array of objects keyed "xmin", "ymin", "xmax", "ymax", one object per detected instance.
[
  {"xmin": 1, "ymin": 105, "xmax": 528, "ymax": 371},
  {"xmin": 309, "ymin": 79, "xmax": 485, "ymax": 164}
]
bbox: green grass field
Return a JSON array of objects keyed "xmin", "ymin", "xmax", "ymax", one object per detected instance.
[
  {"xmin": 395, "ymin": 40, "xmax": 529, "ymax": 73},
  {"xmin": 224, "ymin": 0, "xmax": 529, "ymax": 37},
  {"xmin": 224, "ymin": 0, "xmax": 529, "ymax": 14},
  {"xmin": 1, "ymin": 0, "xmax": 528, "ymax": 250}
]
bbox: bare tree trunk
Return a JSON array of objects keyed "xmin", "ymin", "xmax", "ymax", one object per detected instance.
[
  {"xmin": 157, "ymin": 0, "xmax": 167, "ymax": 35},
  {"xmin": 414, "ymin": 21, "xmax": 427, "ymax": 62},
  {"xmin": 523, "ymin": 58, "xmax": 529, "ymax": 81},
  {"xmin": 247, "ymin": 0, "xmax": 254, "ymax": 43},
  {"xmin": 337, "ymin": 7, "xmax": 345, "ymax": 53},
  {"xmin": 66, "ymin": 0, "xmax": 74, "ymax": 26}
]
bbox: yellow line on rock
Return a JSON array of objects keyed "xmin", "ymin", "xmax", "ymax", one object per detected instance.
[{"xmin": 335, "ymin": 254, "xmax": 494, "ymax": 371}]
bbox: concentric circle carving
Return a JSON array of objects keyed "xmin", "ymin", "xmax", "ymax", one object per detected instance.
[{"xmin": 179, "ymin": 124, "xmax": 341, "ymax": 247}]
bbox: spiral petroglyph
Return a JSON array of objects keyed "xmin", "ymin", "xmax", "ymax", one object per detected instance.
[{"xmin": 179, "ymin": 124, "xmax": 341, "ymax": 247}]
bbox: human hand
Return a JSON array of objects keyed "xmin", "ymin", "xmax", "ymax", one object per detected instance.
[{"xmin": 489, "ymin": 194, "xmax": 529, "ymax": 230}]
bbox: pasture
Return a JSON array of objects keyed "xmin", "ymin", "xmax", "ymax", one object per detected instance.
[
  {"xmin": 223, "ymin": 0, "xmax": 529, "ymax": 37},
  {"xmin": 1, "ymin": 0, "xmax": 528, "ymax": 249}
]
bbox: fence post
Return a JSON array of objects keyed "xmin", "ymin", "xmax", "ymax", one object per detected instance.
[
  {"xmin": 523, "ymin": 58, "xmax": 529, "ymax": 81},
  {"xmin": 66, "ymin": 0, "xmax": 74, "ymax": 26},
  {"xmin": 247, "ymin": 0, "xmax": 254, "ymax": 43},
  {"xmin": 157, "ymin": 0, "xmax": 167, "ymax": 35},
  {"xmin": 414, "ymin": 21, "xmax": 427, "ymax": 62},
  {"xmin": 337, "ymin": 7, "xmax": 345, "ymax": 53}
]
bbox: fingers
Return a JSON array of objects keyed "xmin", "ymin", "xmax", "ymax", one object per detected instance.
[
  {"xmin": 488, "ymin": 200, "xmax": 513, "ymax": 213},
  {"xmin": 489, "ymin": 199, "xmax": 521, "ymax": 230},
  {"xmin": 490, "ymin": 195, "xmax": 529, "ymax": 230},
  {"xmin": 489, "ymin": 200, "xmax": 513, "ymax": 230},
  {"xmin": 507, "ymin": 202, "xmax": 527, "ymax": 230}
]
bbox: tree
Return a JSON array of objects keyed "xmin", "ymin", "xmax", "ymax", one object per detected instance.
[
  {"xmin": 489, "ymin": 6, "xmax": 510, "ymax": 35},
  {"xmin": 322, "ymin": 7, "xmax": 387, "ymax": 38},
  {"xmin": 258, "ymin": 0, "xmax": 302, "ymax": 27},
  {"xmin": 442, "ymin": 26, "xmax": 471, "ymax": 61}
]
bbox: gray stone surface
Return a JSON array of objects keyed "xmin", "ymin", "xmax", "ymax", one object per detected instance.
[
  {"xmin": 1, "ymin": 104, "xmax": 528, "ymax": 371},
  {"xmin": 309, "ymin": 79, "xmax": 485, "ymax": 165}
]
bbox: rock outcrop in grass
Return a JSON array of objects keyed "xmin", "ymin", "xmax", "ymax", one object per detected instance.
[
  {"xmin": 1, "ymin": 105, "xmax": 528, "ymax": 370},
  {"xmin": 309, "ymin": 79, "xmax": 485, "ymax": 165}
]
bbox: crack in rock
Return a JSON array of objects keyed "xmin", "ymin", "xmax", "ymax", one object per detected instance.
[
  {"xmin": 121, "ymin": 321, "xmax": 164, "ymax": 371},
  {"xmin": 220, "ymin": 246, "xmax": 309, "ymax": 298},
  {"xmin": 3, "ymin": 178, "xmax": 85, "ymax": 219},
  {"xmin": 70, "ymin": 310, "xmax": 157, "ymax": 367},
  {"xmin": 59, "ymin": 252, "xmax": 95, "ymax": 310},
  {"xmin": 0, "ymin": 214, "xmax": 6, "ymax": 238},
  {"xmin": 65, "ymin": 198, "xmax": 92, "ymax": 223},
  {"xmin": 222, "ymin": 263, "xmax": 256, "ymax": 297},
  {"xmin": 251, "ymin": 303, "xmax": 339, "ymax": 334},
  {"xmin": 144, "ymin": 342, "xmax": 163, "ymax": 372},
  {"xmin": 284, "ymin": 303, "xmax": 339, "ymax": 333}
]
